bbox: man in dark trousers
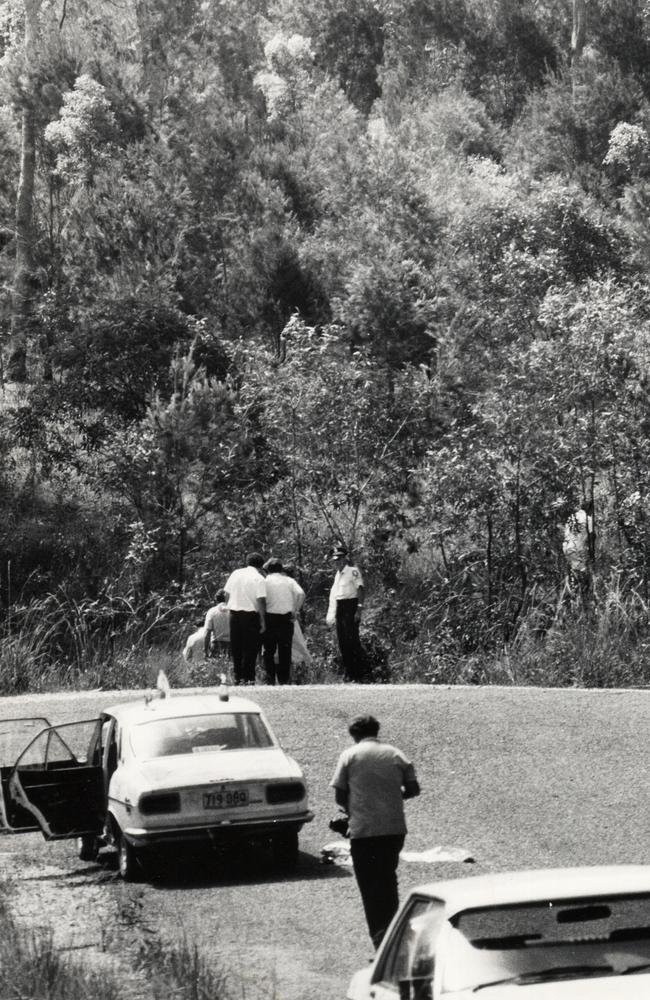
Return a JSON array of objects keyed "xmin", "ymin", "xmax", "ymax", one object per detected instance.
[
  {"xmin": 223, "ymin": 553, "xmax": 267, "ymax": 684},
  {"xmin": 330, "ymin": 715, "xmax": 420, "ymax": 949},
  {"xmin": 262, "ymin": 558, "xmax": 305, "ymax": 684},
  {"xmin": 326, "ymin": 544, "xmax": 365, "ymax": 681}
]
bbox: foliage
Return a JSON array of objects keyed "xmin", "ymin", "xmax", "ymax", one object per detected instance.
[{"xmin": 4, "ymin": 0, "xmax": 650, "ymax": 687}]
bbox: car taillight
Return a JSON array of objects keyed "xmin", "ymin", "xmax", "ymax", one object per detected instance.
[
  {"xmin": 265, "ymin": 782, "xmax": 305, "ymax": 804},
  {"xmin": 139, "ymin": 792, "xmax": 181, "ymax": 815}
]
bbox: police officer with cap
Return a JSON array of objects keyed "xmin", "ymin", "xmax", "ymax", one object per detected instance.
[{"xmin": 326, "ymin": 544, "xmax": 365, "ymax": 681}]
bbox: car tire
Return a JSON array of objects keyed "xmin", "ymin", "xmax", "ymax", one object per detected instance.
[
  {"xmin": 272, "ymin": 830, "xmax": 299, "ymax": 868},
  {"xmin": 77, "ymin": 834, "xmax": 100, "ymax": 862},
  {"xmin": 117, "ymin": 830, "xmax": 144, "ymax": 882}
]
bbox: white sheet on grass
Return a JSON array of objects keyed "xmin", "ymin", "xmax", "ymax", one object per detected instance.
[{"xmin": 321, "ymin": 842, "xmax": 474, "ymax": 867}]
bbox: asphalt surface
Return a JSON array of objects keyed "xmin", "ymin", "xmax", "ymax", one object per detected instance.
[{"xmin": 1, "ymin": 684, "xmax": 649, "ymax": 1000}]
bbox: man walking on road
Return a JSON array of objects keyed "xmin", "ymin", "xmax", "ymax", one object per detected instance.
[
  {"xmin": 326, "ymin": 544, "xmax": 365, "ymax": 681},
  {"xmin": 223, "ymin": 553, "xmax": 267, "ymax": 684},
  {"xmin": 330, "ymin": 715, "xmax": 420, "ymax": 949},
  {"xmin": 262, "ymin": 558, "xmax": 305, "ymax": 684}
]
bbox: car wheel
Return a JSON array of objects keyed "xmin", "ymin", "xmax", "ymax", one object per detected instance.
[
  {"xmin": 77, "ymin": 834, "xmax": 100, "ymax": 862},
  {"xmin": 272, "ymin": 830, "xmax": 299, "ymax": 868},
  {"xmin": 117, "ymin": 830, "xmax": 144, "ymax": 882}
]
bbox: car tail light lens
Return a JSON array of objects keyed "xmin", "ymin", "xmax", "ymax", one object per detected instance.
[
  {"xmin": 139, "ymin": 792, "xmax": 181, "ymax": 815},
  {"xmin": 265, "ymin": 782, "xmax": 305, "ymax": 804}
]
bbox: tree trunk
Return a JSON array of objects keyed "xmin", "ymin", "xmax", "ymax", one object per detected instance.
[
  {"xmin": 571, "ymin": 0, "xmax": 587, "ymax": 63},
  {"xmin": 7, "ymin": 0, "xmax": 42, "ymax": 383},
  {"xmin": 571, "ymin": 0, "xmax": 587, "ymax": 102}
]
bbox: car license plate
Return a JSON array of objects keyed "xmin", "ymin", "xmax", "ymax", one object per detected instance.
[{"xmin": 203, "ymin": 789, "xmax": 249, "ymax": 809}]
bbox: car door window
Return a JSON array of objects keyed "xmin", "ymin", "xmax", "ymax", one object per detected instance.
[
  {"xmin": 374, "ymin": 897, "xmax": 446, "ymax": 999},
  {"xmin": 0, "ymin": 719, "xmax": 51, "ymax": 767},
  {"xmin": 9, "ymin": 719, "xmax": 104, "ymax": 839},
  {"xmin": 0, "ymin": 718, "xmax": 51, "ymax": 832}
]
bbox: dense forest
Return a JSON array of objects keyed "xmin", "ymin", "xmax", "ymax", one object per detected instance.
[{"xmin": 2, "ymin": 0, "xmax": 650, "ymax": 689}]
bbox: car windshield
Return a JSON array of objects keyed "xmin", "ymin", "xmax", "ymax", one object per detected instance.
[
  {"xmin": 442, "ymin": 893, "xmax": 650, "ymax": 992},
  {"xmin": 130, "ymin": 712, "xmax": 274, "ymax": 759}
]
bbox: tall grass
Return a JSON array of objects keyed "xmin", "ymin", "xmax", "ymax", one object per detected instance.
[
  {"xmin": 0, "ymin": 874, "xmax": 235, "ymax": 1000},
  {"xmin": 4, "ymin": 576, "xmax": 650, "ymax": 693},
  {"xmin": 0, "ymin": 887, "xmax": 122, "ymax": 1000},
  {"xmin": 135, "ymin": 933, "xmax": 231, "ymax": 1000}
]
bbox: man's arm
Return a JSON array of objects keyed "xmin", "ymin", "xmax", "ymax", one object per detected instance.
[
  {"xmin": 257, "ymin": 595, "xmax": 267, "ymax": 633},
  {"xmin": 402, "ymin": 778, "xmax": 420, "ymax": 800},
  {"xmin": 334, "ymin": 787, "xmax": 349, "ymax": 811},
  {"xmin": 355, "ymin": 584, "xmax": 365, "ymax": 622},
  {"xmin": 293, "ymin": 582, "xmax": 305, "ymax": 615},
  {"xmin": 203, "ymin": 627, "xmax": 213, "ymax": 658}
]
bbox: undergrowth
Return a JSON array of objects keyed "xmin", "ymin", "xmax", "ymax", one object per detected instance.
[
  {"xmin": 0, "ymin": 875, "xmax": 234, "ymax": 1000},
  {"xmin": 3, "ymin": 577, "xmax": 650, "ymax": 693},
  {"xmin": 0, "ymin": 886, "xmax": 121, "ymax": 1000}
]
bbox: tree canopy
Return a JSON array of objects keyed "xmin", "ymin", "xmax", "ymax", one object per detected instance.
[{"xmin": 3, "ymin": 0, "xmax": 650, "ymax": 678}]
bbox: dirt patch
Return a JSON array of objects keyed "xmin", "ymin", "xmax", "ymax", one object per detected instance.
[{"xmin": 0, "ymin": 843, "xmax": 153, "ymax": 998}]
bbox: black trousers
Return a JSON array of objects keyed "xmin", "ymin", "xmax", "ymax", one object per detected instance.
[
  {"xmin": 336, "ymin": 598, "xmax": 363, "ymax": 681},
  {"xmin": 350, "ymin": 834, "xmax": 405, "ymax": 948},
  {"xmin": 263, "ymin": 613, "xmax": 294, "ymax": 684},
  {"xmin": 229, "ymin": 610, "xmax": 261, "ymax": 684}
]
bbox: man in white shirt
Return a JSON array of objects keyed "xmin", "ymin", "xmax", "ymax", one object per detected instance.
[
  {"xmin": 262, "ymin": 558, "xmax": 305, "ymax": 684},
  {"xmin": 331, "ymin": 715, "xmax": 420, "ymax": 948},
  {"xmin": 223, "ymin": 553, "xmax": 267, "ymax": 685},
  {"xmin": 203, "ymin": 588, "xmax": 230, "ymax": 658},
  {"xmin": 326, "ymin": 544, "xmax": 365, "ymax": 681}
]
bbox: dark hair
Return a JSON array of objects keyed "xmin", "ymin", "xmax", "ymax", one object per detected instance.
[
  {"xmin": 246, "ymin": 552, "xmax": 264, "ymax": 568},
  {"xmin": 349, "ymin": 715, "xmax": 380, "ymax": 739},
  {"xmin": 266, "ymin": 558, "xmax": 283, "ymax": 574},
  {"xmin": 216, "ymin": 589, "xmax": 226, "ymax": 602},
  {"xmin": 283, "ymin": 563, "xmax": 296, "ymax": 578}
]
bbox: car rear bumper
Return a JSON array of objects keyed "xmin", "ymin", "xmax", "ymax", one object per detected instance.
[{"xmin": 123, "ymin": 809, "xmax": 314, "ymax": 846}]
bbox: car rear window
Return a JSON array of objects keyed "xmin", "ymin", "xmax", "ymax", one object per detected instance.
[
  {"xmin": 443, "ymin": 893, "xmax": 650, "ymax": 992},
  {"xmin": 130, "ymin": 713, "xmax": 274, "ymax": 759}
]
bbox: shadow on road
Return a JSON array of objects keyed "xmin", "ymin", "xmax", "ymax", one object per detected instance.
[{"xmin": 59, "ymin": 843, "xmax": 351, "ymax": 889}]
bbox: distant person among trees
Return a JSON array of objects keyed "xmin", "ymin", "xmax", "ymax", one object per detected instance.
[
  {"xmin": 562, "ymin": 501, "xmax": 595, "ymax": 601},
  {"xmin": 262, "ymin": 558, "xmax": 305, "ymax": 684},
  {"xmin": 330, "ymin": 714, "xmax": 420, "ymax": 949},
  {"xmin": 223, "ymin": 553, "xmax": 267, "ymax": 685},
  {"xmin": 326, "ymin": 544, "xmax": 365, "ymax": 682},
  {"xmin": 203, "ymin": 588, "xmax": 230, "ymax": 658}
]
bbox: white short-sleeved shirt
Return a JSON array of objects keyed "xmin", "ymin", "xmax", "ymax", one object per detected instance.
[
  {"xmin": 204, "ymin": 603, "xmax": 230, "ymax": 641},
  {"xmin": 330, "ymin": 738, "xmax": 417, "ymax": 839},
  {"xmin": 224, "ymin": 566, "xmax": 266, "ymax": 612},
  {"xmin": 265, "ymin": 573, "xmax": 305, "ymax": 615},
  {"xmin": 331, "ymin": 564, "xmax": 364, "ymax": 600}
]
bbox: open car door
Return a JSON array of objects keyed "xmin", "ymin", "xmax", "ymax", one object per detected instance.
[
  {"xmin": 6, "ymin": 719, "xmax": 105, "ymax": 840},
  {"xmin": 0, "ymin": 718, "xmax": 51, "ymax": 832}
]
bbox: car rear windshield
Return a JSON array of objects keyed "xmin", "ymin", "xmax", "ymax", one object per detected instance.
[
  {"xmin": 130, "ymin": 713, "xmax": 274, "ymax": 759},
  {"xmin": 443, "ymin": 893, "xmax": 650, "ymax": 992}
]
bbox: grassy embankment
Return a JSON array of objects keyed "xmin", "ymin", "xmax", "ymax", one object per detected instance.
[
  {"xmin": 1, "ymin": 572, "xmax": 650, "ymax": 695},
  {"xmin": 0, "ymin": 876, "xmax": 229, "ymax": 1000}
]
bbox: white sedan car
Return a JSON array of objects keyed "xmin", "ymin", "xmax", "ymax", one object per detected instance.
[
  {"xmin": 348, "ymin": 866, "xmax": 650, "ymax": 999},
  {"xmin": 0, "ymin": 687, "xmax": 313, "ymax": 880}
]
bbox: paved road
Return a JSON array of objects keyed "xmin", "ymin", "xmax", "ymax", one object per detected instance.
[{"xmin": 1, "ymin": 684, "xmax": 649, "ymax": 1000}]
